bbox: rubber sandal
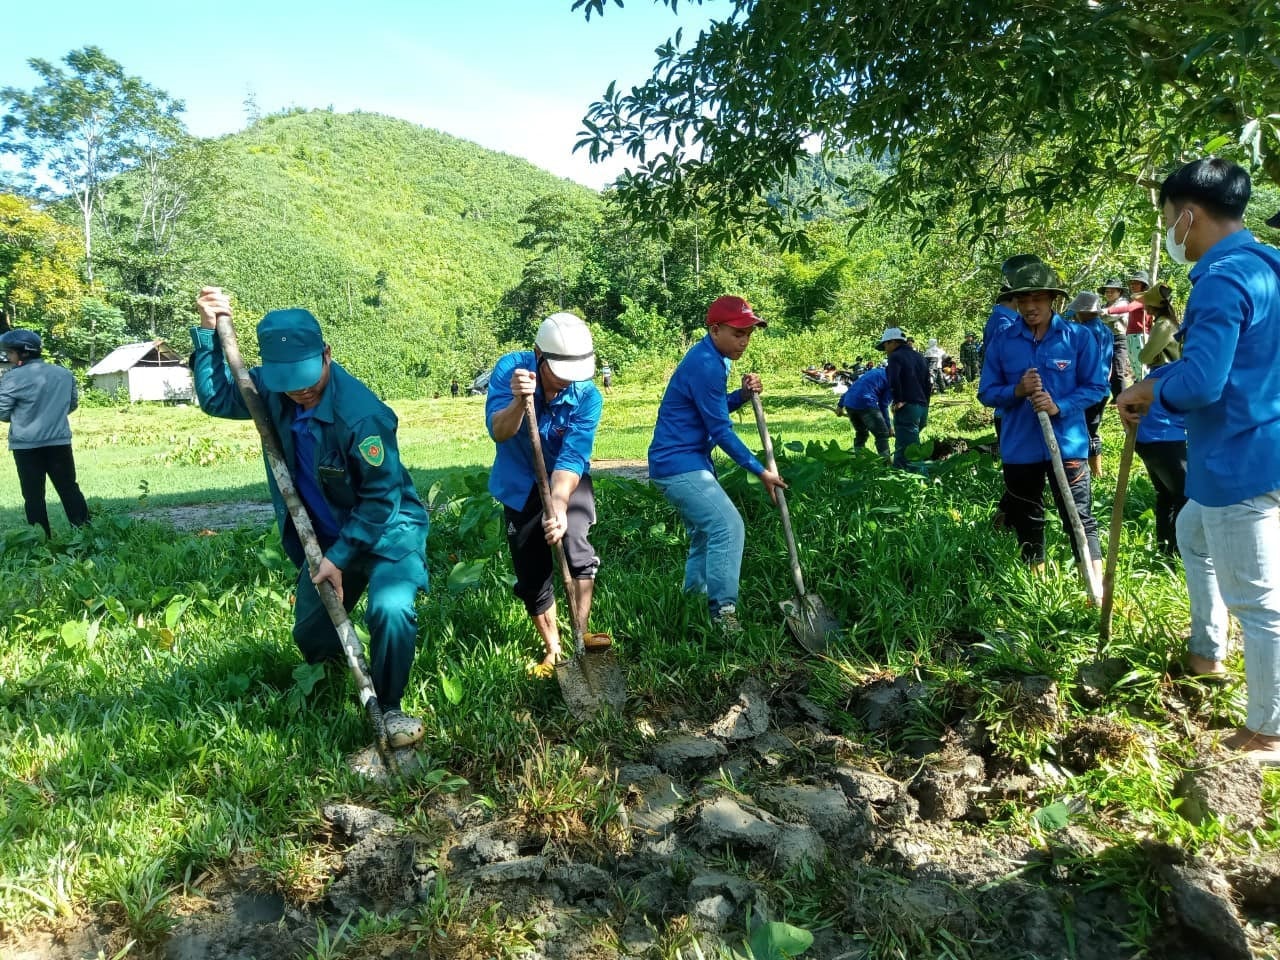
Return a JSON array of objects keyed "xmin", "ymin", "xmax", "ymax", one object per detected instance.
[{"xmin": 583, "ymin": 632, "xmax": 613, "ymax": 651}]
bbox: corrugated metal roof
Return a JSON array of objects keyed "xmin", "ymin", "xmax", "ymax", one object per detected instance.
[{"xmin": 87, "ymin": 340, "xmax": 185, "ymax": 376}]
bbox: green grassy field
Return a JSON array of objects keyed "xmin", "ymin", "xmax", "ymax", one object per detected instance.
[
  {"xmin": 0, "ymin": 375, "xmax": 923, "ymax": 524},
  {"xmin": 1, "ymin": 372, "xmax": 1275, "ymax": 959}
]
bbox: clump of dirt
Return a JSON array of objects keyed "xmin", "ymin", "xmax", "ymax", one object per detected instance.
[
  {"xmin": 1060, "ymin": 715, "xmax": 1140, "ymax": 771},
  {"xmin": 959, "ymin": 405, "xmax": 995, "ymax": 430},
  {"xmin": 1173, "ymin": 747, "xmax": 1264, "ymax": 829}
]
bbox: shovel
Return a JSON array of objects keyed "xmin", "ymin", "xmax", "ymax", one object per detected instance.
[
  {"xmin": 749, "ymin": 392, "xmax": 840, "ymax": 654},
  {"xmin": 214, "ymin": 311, "xmax": 399, "ymax": 777},
  {"xmin": 523, "ymin": 396, "xmax": 626, "ymax": 718},
  {"xmin": 1099, "ymin": 423, "xmax": 1137, "ymax": 653},
  {"xmin": 1037, "ymin": 410, "xmax": 1102, "ymax": 605}
]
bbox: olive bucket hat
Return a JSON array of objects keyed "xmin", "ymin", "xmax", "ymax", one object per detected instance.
[{"xmin": 1002, "ymin": 256, "xmax": 1068, "ymax": 298}]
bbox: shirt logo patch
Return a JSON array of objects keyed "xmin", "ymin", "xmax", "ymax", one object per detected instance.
[
  {"xmin": 358, "ymin": 436, "xmax": 385, "ymax": 466},
  {"xmin": 1053, "ymin": 359, "xmax": 1071, "ymax": 371}
]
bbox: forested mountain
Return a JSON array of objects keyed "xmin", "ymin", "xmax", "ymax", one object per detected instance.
[{"xmin": 182, "ymin": 110, "xmax": 598, "ymax": 395}]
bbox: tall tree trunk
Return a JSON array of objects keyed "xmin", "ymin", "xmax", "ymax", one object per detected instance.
[{"xmin": 1147, "ymin": 188, "xmax": 1162, "ymax": 284}]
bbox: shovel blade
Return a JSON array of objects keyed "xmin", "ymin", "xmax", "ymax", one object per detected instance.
[
  {"xmin": 780, "ymin": 594, "xmax": 839, "ymax": 654},
  {"xmin": 556, "ymin": 648, "xmax": 626, "ymax": 720}
]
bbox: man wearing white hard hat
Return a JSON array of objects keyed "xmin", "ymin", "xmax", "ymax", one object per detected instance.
[
  {"xmin": 876, "ymin": 326, "xmax": 933, "ymax": 469},
  {"xmin": 487, "ymin": 312, "xmax": 606, "ymax": 673}
]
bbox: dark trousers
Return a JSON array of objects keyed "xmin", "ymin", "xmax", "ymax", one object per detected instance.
[
  {"xmin": 1083, "ymin": 400, "xmax": 1106, "ymax": 458},
  {"xmin": 1135, "ymin": 440, "xmax": 1188, "ymax": 556},
  {"xmin": 847, "ymin": 407, "xmax": 891, "ymax": 458},
  {"xmin": 893, "ymin": 403, "xmax": 929, "ymax": 469},
  {"xmin": 504, "ymin": 476, "xmax": 599, "ymax": 617},
  {"xmin": 13, "ymin": 445, "xmax": 90, "ymax": 537},
  {"xmin": 1002, "ymin": 459, "xmax": 1101, "ymax": 564}
]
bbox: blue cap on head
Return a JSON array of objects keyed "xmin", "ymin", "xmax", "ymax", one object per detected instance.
[
  {"xmin": 256, "ymin": 308, "xmax": 325, "ymax": 392},
  {"xmin": 0, "ymin": 329, "xmax": 42, "ymax": 356}
]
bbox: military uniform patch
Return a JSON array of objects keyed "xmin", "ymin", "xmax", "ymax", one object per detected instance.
[{"xmin": 359, "ymin": 436, "xmax": 385, "ymax": 466}]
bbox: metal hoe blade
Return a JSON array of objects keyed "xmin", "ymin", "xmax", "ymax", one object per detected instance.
[
  {"xmin": 780, "ymin": 594, "xmax": 838, "ymax": 654},
  {"xmin": 523, "ymin": 395, "xmax": 627, "ymax": 718},
  {"xmin": 555, "ymin": 648, "xmax": 627, "ymax": 720}
]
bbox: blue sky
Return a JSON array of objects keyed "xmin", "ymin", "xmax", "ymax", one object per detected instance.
[{"xmin": 4, "ymin": 0, "xmax": 721, "ymax": 188}]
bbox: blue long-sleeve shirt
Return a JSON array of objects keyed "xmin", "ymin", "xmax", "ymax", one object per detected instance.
[
  {"xmin": 982, "ymin": 304, "xmax": 1019, "ymax": 361},
  {"xmin": 885, "ymin": 345, "xmax": 931, "ymax": 406},
  {"xmin": 1078, "ymin": 317, "xmax": 1114, "ymax": 395},
  {"xmin": 839, "ymin": 366, "xmax": 891, "ymax": 423},
  {"xmin": 1150, "ymin": 229, "xmax": 1280, "ymax": 505},
  {"xmin": 486, "ymin": 350, "xmax": 603, "ymax": 511},
  {"xmin": 648, "ymin": 334, "xmax": 764, "ymax": 480},
  {"xmin": 1136, "ymin": 365, "xmax": 1186, "ymax": 444},
  {"xmin": 978, "ymin": 314, "xmax": 1108, "ymax": 463}
]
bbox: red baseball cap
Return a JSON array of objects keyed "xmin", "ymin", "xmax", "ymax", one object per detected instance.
[{"xmin": 706, "ymin": 295, "xmax": 766, "ymax": 328}]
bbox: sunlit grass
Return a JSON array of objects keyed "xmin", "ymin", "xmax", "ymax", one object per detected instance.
[{"xmin": 1, "ymin": 376, "xmax": 1270, "ymax": 956}]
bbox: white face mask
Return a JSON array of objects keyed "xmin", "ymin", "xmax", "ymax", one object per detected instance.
[{"xmin": 1165, "ymin": 208, "xmax": 1195, "ymax": 265}]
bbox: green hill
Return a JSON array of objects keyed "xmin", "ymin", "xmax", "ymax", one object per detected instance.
[{"xmin": 186, "ymin": 110, "xmax": 598, "ymax": 397}]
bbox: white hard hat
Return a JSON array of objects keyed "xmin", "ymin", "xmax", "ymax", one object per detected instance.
[
  {"xmin": 876, "ymin": 327, "xmax": 907, "ymax": 350},
  {"xmin": 535, "ymin": 313, "xmax": 595, "ymax": 382}
]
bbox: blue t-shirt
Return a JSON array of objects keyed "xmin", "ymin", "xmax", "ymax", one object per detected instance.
[
  {"xmin": 485, "ymin": 350, "xmax": 603, "ymax": 511},
  {"xmin": 978, "ymin": 314, "xmax": 1108, "ymax": 463},
  {"xmin": 648, "ymin": 334, "xmax": 764, "ymax": 480},
  {"xmin": 292, "ymin": 405, "xmax": 342, "ymax": 543},
  {"xmin": 982, "ymin": 304, "xmax": 1019, "ymax": 358},
  {"xmin": 1151, "ymin": 230, "xmax": 1280, "ymax": 506}
]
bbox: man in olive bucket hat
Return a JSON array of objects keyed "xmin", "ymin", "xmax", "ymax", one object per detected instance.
[{"xmin": 978, "ymin": 258, "xmax": 1109, "ymax": 585}]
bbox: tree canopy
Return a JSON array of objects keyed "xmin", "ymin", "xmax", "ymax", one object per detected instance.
[
  {"xmin": 575, "ymin": 0, "xmax": 1280, "ymax": 249},
  {"xmin": 1, "ymin": 45, "xmax": 185, "ymax": 294}
]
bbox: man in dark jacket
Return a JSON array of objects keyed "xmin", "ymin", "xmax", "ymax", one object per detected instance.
[
  {"xmin": 193, "ymin": 287, "xmax": 430, "ymax": 749},
  {"xmin": 877, "ymin": 326, "xmax": 932, "ymax": 469},
  {"xmin": 0, "ymin": 329, "xmax": 90, "ymax": 536}
]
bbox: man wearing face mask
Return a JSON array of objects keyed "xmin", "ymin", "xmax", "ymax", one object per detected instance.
[
  {"xmin": 193, "ymin": 288, "xmax": 431, "ymax": 749},
  {"xmin": 1117, "ymin": 157, "xmax": 1280, "ymax": 765}
]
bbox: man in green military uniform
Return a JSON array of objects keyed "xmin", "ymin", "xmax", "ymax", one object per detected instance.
[{"xmin": 192, "ymin": 287, "xmax": 430, "ymax": 747}]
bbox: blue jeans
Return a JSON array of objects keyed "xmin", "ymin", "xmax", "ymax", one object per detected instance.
[
  {"xmin": 1178, "ymin": 491, "xmax": 1280, "ymax": 736},
  {"xmin": 652, "ymin": 469, "xmax": 745, "ymax": 616},
  {"xmin": 893, "ymin": 403, "xmax": 929, "ymax": 469}
]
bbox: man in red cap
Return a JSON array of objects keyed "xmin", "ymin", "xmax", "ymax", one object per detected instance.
[{"xmin": 648, "ymin": 296, "xmax": 787, "ymax": 632}]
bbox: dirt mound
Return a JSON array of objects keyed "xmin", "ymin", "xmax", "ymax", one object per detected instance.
[
  {"xmin": 6, "ymin": 677, "xmax": 1272, "ymax": 960},
  {"xmin": 132, "ymin": 501, "xmax": 276, "ymax": 533}
]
